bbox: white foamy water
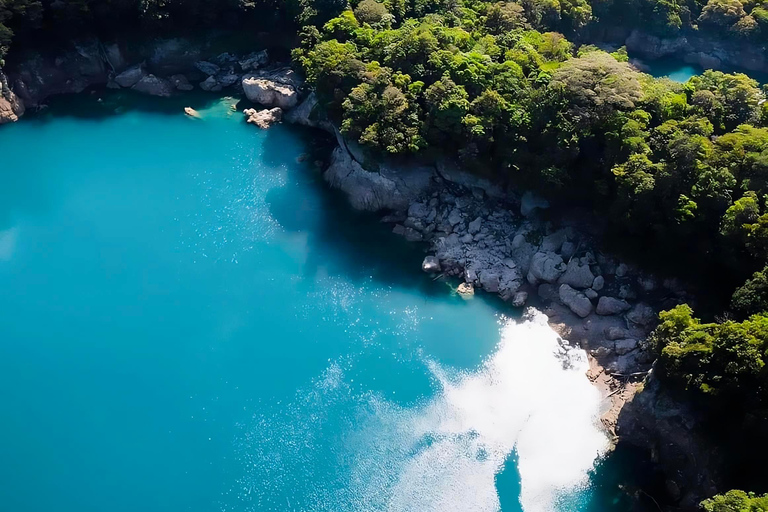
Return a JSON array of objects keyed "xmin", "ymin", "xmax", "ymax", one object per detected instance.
[{"xmin": 232, "ymin": 310, "xmax": 607, "ymax": 512}]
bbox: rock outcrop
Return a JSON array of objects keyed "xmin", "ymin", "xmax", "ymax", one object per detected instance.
[
  {"xmin": 0, "ymin": 69, "xmax": 24, "ymax": 124},
  {"xmin": 618, "ymin": 375, "xmax": 720, "ymax": 510},
  {"xmin": 242, "ymin": 67, "xmax": 301, "ymax": 109},
  {"xmin": 243, "ymin": 107, "xmax": 282, "ymax": 128}
]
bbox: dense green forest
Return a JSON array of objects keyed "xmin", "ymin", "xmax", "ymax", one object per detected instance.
[{"xmin": 3, "ymin": 0, "xmax": 768, "ymax": 508}]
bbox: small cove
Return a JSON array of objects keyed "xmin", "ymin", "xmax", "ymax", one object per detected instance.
[{"xmin": 0, "ymin": 91, "xmax": 650, "ymax": 512}]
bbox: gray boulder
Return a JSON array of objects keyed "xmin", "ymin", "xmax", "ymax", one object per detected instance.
[
  {"xmin": 422, "ymin": 256, "xmax": 441, "ymax": 273},
  {"xmin": 194, "ymin": 61, "xmax": 220, "ymax": 76},
  {"xmin": 169, "ymin": 74, "xmax": 194, "ymax": 91},
  {"xmin": 199, "ymin": 76, "xmax": 218, "ymax": 91},
  {"xmin": 558, "ymin": 258, "xmax": 595, "ymax": 289},
  {"xmin": 605, "ymin": 326, "xmax": 629, "ymax": 341},
  {"xmin": 468, "ymin": 217, "xmax": 482, "ymax": 234},
  {"xmin": 627, "ymin": 303, "xmax": 656, "ymax": 326},
  {"xmin": 114, "ymin": 64, "xmax": 146, "ymax": 88},
  {"xmin": 512, "ymin": 291, "xmax": 528, "ymax": 307},
  {"xmin": 527, "ymin": 252, "xmax": 566, "ymax": 284},
  {"xmin": 239, "ymin": 50, "xmax": 269, "ymax": 71},
  {"xmin": 131, "ymin": 74, "xmax": 174, "ymax": 97},
  {"xmin": 615, "ymin": 338, "xmax": 639, "ymax": 355},
  {"xmin": 592, "ymin": 275, "xmax": 605, "ymax": 291},
  {"xmin": 596, "ymin": 296, "xmax": 631, "ymax": 315},
  {"xmin": 559, "ymin": 284, "xmax": 593, "ymax": 318}
]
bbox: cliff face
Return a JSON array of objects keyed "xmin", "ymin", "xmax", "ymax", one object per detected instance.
[
  {"xmin": 617, "ymin": 375, "xmax": 721, "ymax": 510},
  {"xmin": 591, "ymin": 27, "xmax": 768, "ymax": 74}
]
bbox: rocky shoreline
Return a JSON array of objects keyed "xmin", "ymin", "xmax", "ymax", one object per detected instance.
[{"xmin": 0, "ymin": 37, "xmax": 715, "ymax": 508}]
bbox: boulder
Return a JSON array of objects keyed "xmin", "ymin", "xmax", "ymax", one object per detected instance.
[
  {"xmin": 559, "ymin": 284, "xmax": 593, "ymax": 318},
  {"xmin": 323, "ymin": 144, "xmax": 434, "ymax": 212},
  {"xmin": 422, "ymin": 256, "xmax": 441, "ymax": 273},
  {"xmin": 511, "ymin": 291, "xmax": 528, "ymax": 307},
  {"xmin": 521, "ymin": 191, "xmax": 549, "ymax": 217},
  {"xmin": 558, "ymin": 258, "xmax": 595, "ymax": 289},
  {"xmin": 596, "ymin": 296, "xmax": 631, "ymax": 315},
  {"xmin": 457, "ymin": 282, "xmax": 474, "ymax": 297},
  {"xmin": 627, "ymin": 303, "xmax": 656, "ymax": 326},
  {"xmin": 131, "ymin": 74, "xmax": 174, "ymax": 97},
  {"xmin": 169, "ymin": 74, "xmax": 194, "ymax": 91},
  {"xmin": 244, "ymin": 107, "xmax": 282, "ymax": 129},
  {"xmin": 538, "ymin": 283, "xmax": 558, "ymax": 302},
  {"xmin": 605, "ymin": 326, "xmax": 629, "ymax": 341},
  {"xmin": 448, "ymin": 208, "xmax": 463, "ymax": 226},
  {"xmin": 194, "ymin": 61, "xmax": 220, "ymax": 76},
  {"xmin": 479, "ymin": 271, "xmax": 501, "ymax": 293},
  {"xmin": 585, "ymin": 288, "xmax": 598, "ymax": 300},
  {"xmin": 403, "ymin": 227, "xmax": 423, "ymax": 242},
  {"xmin": 561, "ymin": 241, "xmax": 576, "ymax": 260},
  {"xmin": 239, "ymin": 50, "xmax": 269, "ymax": 71},
  {"xmin": 408, "ymin": 202, "xmax": 430, "ymax": 220},
  {"xmin": 242, "ymin": 67, "xmax": 301, "ymax": 109},
  {"xmin": 541, "ymin": 230, "xmax": 566, "ymax": 253},
  {"xmin": 615, "ymin": 338, "xmax": 639, "ymax": 355},
  {"xmin": 592, "ymin": 275, "xmax": 605, "ymax": 291},
  {"xmin": 527, "ymin": 251, "xmax": 566, "ymax": 284},
  {"xmin": 199, "ymin": 76, "xmax": 218, "ymax": 91},
  {"xmin": 216, "ymin": 72, "xmax": 240, "ymax": 88},
  {"xmin": 284, "ymin": 92, "xmax": 322, "ymax": 128},
  {"xmin": 468, "ymin": 217, "xmax": 482, "ymax": 234},
  {"xmin": 114, "ymin": 64, "xmax": 146, "ymax": 88}
]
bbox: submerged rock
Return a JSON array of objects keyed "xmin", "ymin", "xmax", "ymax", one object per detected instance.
[{"xmin": 457, "ymin": 282, "xmax": 474, "ymax": 297}]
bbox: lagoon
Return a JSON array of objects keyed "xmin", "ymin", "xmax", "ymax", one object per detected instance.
[{"xmin": 0, "ymin": 92, "xmax": 642, "ymax": 512}]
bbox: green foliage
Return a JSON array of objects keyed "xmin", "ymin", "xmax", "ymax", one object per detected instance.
[
  {"xmin": 732, "ymin": 265, "xmax": 768, "ymax": 318},
  {"xmin": 651, "ymin": 304, "xmax": 768, "ymax": 401},
  {"xmin": 701, "ymin": 490, "xmax": 768, "ymax": 511}
]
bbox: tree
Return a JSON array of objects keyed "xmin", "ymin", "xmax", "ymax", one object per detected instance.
[
  {"xmin": 549, "ymin": 51, "xmax": 643, "ymax": 127},
  {"xmin": 354, "ymin": 0, "xmax": 390, "ymax": 25},
  {"xmin": 701, "ymin": 490, "xmax": 768, "ymax": 511},
  {"xmin": 732, "ymin": 266, "xmax": 768, "ymax": 318}
]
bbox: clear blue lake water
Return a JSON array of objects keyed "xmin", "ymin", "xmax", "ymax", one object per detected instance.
[{"xmin": 0, "ymin": 92, "xmax": 649, "ymax": 512}]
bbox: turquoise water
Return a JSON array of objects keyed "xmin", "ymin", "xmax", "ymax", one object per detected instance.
[
  {"xmin": 642, "ymin": 57, "xmax": 701, "ymax": 82},
  {"xmin": 0, "ymin": 92, "xmax": 640, "ymax": 512}
]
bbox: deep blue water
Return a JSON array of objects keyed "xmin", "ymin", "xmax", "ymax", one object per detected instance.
[{"xmin": 0, "ymin": 92, "xmax": 642, "ymax": 512}]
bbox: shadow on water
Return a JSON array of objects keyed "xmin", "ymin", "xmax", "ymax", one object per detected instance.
[
  {"xmin": 25, "ymin": 88, "xmax": 232, "ymax": 122},
  {"xmin": 260, "ymin": 123, "xmax": 523, "ymax": 313}
]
